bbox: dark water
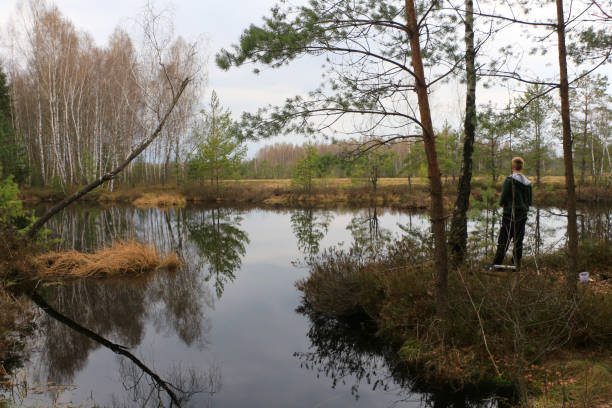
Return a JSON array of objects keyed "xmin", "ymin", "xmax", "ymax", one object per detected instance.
[{"xmin": 6, "ymin": 205, "xmax": 611, "ymax": 407}]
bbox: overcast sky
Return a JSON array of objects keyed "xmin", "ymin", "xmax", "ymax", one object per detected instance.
[{"xmin": 1, "ymin": 0, "xmax": 611, "ymax": 156}]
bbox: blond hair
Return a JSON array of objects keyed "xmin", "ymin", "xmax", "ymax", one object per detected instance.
[{"xmin": 512, "ymin": 157, "xmax": 524, "ymax": 171}]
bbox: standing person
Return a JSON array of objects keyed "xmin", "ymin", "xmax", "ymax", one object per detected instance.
[{"xmin": 485, "ymin": 157, "xmax": 533, "ymax": 271}]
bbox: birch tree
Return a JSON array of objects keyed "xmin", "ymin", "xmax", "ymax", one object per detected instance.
[
  {"xmin": 7, "ymin": 1, "xmax": 203, "ymax": 188},
  {"xmin": 22, "ymin": 2, "xmax": 204, "ymax": 237}
]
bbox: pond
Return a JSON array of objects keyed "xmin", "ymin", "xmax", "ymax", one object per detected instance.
[{"xmin": 5, "ymin": 205, "xmax": 611, "ymax": 407}]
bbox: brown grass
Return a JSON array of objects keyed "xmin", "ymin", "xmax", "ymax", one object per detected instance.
[
  {"xmin": 34, "ymin": 241, "xmax": 182, "ymax": 278},
  {"xmin": 133, "ymin": 193, "xmax": 186, "ymax": 209},
  {"xmin": 20, "ymin": 176, "xmax": 612, "ymax": 209}
]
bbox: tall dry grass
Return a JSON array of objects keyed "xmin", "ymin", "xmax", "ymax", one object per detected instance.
[
  {"xmin": 133, "ymin": 193, "xmax": 186, "ymax": 209},
  {"xmin": 34, "ymin": 241, "xmax": 182, "ymax": 278}
]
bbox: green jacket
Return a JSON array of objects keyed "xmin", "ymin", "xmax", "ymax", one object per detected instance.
[{"xmin": 499, "ymin": 173, "xmax": 532, "ymax": 213}]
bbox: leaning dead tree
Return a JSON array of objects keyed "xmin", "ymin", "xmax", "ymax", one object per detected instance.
[
  {"xmin": 7, "ymin": 1, "xmax": 203, "ymax": 188},
  {"xmin": 22, "ymin": 2, "xmax": 203, "ymax": 237},
  {"xmin": 27, "ymin": 78, "xmax": 190, "ymax": 238}
]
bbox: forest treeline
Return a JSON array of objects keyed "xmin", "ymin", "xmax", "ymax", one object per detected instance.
[
  {"xmin": 1, "ymin": 3, "xmax": 612, "ymax": 189},
  {"xmin": 1, "ymin": 2, "xmax": 201, "ymax": 189},
  {"xmin": 4, "ymin": 67, "xmax": 612, "ymax": 187}
]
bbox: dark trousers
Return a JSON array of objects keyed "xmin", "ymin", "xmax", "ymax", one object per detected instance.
[{"xmin": 493, "ymin": 210, "xmax": 528, "ymax": 267}]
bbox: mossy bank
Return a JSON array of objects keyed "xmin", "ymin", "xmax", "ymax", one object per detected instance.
[{"xmin": 296, "ymin": 238, "xmax": 612, "ymax": 407}]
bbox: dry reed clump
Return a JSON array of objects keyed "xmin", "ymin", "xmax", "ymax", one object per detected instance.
[
  {"xmin": 34, "ymin": 241, "xmax": 182, "ymax": 278},
  {"xmin": 133, "ymin": 193, "xmax": 186, "ymax": 209}
]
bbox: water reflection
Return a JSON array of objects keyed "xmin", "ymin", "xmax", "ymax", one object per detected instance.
[
  {"xmin": 290, "ymin": 208, "xmax": 333, "ymax": 262},
  {"xmin": 578, "ymin": 206, "xmax": 612, "ymax": 241},
  {"xmin": 44, "ymin": 205, "xmax": 251, "ymax": 302},
  {"xmin": 24, "ymin": 206, "xmax": 253, "ymax": 405},
  {"xmin": 347, "ymin": 207, "xmax": 393, "ymax": 261},
  {"xmin": 28, "ymin": 290, "xmax": 212, "ymax": 407},
  {"xmin": 187, "ymin": 208, "xmax": 250, "ymax": 297},
  {"xmin": 295, "ymin": 301, "xmax": 513, "ymax": 408},
  {"xmin": 111, "ymin": 358, "xmax": 221, "ymax": 408},
  {"xmin": 295, "ymin": 302, "xmax": 397, "ymax": 398},
  {"xmin": 12, "ymin": 204, "xmax": 611, "ymax": 407},
  {"xmin": 31, "ymin": 270, "xmax": 212, "ymax": 386}
]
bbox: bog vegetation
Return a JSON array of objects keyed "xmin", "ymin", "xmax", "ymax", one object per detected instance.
[{"xmin": 1, "ymin": 0, "xmax": 612, "ymax": 406}]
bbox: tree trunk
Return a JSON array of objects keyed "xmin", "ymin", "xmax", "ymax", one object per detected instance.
[
  {"xmin": 581, "ymin": 102, "xmax": 588, "ymax": 183},
  {"xmin": 535, "ymin": 122, "xmax": 541, "ymax": 187},
  {"xmin": 555, "ymin": 0, "xmax": 579, "ymax": 293},
  {"xmin": 449, "ymin": 0, "xmax": 476, "ymax": 265},
  {"xmin": 405, "ymin": 0, "xmax": 448, "ymax": 312}
]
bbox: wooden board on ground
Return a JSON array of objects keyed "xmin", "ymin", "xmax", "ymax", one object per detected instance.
[{"xmin": 479, "ymin": 264, "xmax": 517, "ymax": 278}]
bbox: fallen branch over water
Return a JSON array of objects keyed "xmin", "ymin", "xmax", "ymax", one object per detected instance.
[
  {"xmin": 34, "ymin": 241, "xmax": 181, "ymax": 278},
  {"xmin": 26, "ymin": 78, "xmax": 191, "ymax": 238}
]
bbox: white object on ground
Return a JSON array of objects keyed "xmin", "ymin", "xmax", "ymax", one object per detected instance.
[{"xmin": 579, "ymin": 271, "xmax": 590, "ymax": 283}]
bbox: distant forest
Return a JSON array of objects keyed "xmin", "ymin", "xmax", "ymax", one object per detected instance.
[{"xmin": 1, "ymin": 2, "xmax": 611, "ymax": 189}]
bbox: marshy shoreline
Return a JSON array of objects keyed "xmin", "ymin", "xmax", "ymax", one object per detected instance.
[
  {"xmin": 296, "ymin": 237, "xmax": 612, "ymax": 407},
  {"xmin": 18, "ymin": 177, "xmax": 612, "ymax": 210}
]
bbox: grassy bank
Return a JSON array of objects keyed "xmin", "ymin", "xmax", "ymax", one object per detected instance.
[
  {"xmin": 296, "ymin": 239, "xmax": 612, "ymax": 406},
  {"xmin": 19, "ymin": 178, "xmax": 435, "ymax": 209},
  {"xmin": 19, "ymin": 177, "xmax": 612, "ymax": 210}
]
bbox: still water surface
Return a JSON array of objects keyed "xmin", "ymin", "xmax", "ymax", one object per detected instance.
[{"xmin": 12, "ymin": 205, "xmax": 609, "ymax": 407}]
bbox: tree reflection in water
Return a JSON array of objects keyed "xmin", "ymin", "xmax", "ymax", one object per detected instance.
[
  {"xmin": 187, "ymin": 207, "xmax": 250, "ymax": 298},
  {"xmin": 346, "ymin": 207, "xmax": 393, "ymax": 262},
  {"xmin": 295, "ymin": 301, "xmax": 514, "ymax": 408},
  {"xmin": 25, "ymin": 205, "xmax": 252, "ymax": 405},
  {"xmin": 111, "ymin": 358, "xmax": 222, "ymax": 408},
  {"xmin": 290, "ymin": 208, "xmax": 333, "ymax": 263},
  {"xmin": 27, "ymin": 290, "xmax": 214, "ymax": 407}
]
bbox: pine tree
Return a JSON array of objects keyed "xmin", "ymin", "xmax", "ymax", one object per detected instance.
[
  {"xmin": 0, "ymin": 66, "xmax": 29, "ymax": 183},
  {"xmin": 189, "ymin": 92, "xmax": 246, "ymax": 195}
]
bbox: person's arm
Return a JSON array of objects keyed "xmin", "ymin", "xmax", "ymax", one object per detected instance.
[
  {"xmin": 499, "ymin": 178, "xmax": 511, "ymax": 207},
  {"xmin": 528, "ymin": 184, "xmax": 533, "ymax": 208}
]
